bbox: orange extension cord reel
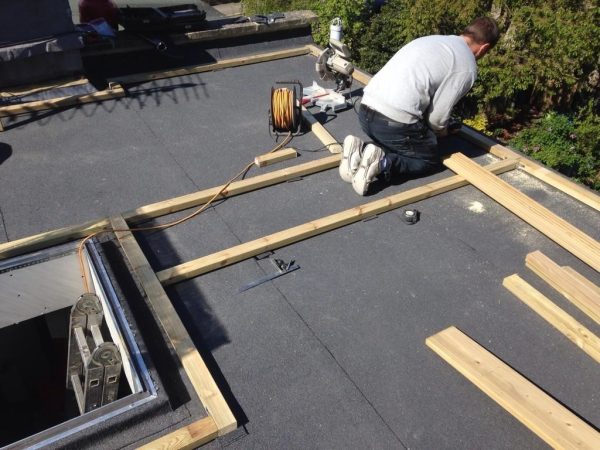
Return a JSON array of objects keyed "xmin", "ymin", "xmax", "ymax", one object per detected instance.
[{"xmin": 269, "ymin": 80, "xmax": 303, "ymax": 135}]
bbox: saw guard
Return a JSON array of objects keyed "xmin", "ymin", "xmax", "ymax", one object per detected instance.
[{"xmin": 315, "ymin": 47, "xmax": 335, "ymax": 81}]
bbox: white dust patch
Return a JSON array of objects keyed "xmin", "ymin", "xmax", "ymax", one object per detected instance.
[
  {"xmin": 502, "ymin": 169, "xmax": 555, "ymax": 195},
  {"xmin": 468, "ymin": 201, "xmax": 486, "ymax": 214}
]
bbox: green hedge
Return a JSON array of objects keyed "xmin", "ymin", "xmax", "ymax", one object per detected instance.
[{"xmin": 510, "ymin": 106, "xmax": 600, "ymax": 189}]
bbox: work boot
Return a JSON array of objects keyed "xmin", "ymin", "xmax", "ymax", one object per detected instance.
[
  {"xmin": 339, "ymin": 135, "xmax": 364, "ymax": 182},
  {"xmin": 352, "ymin": 144, "xmax": 389, "ymax": 196}
]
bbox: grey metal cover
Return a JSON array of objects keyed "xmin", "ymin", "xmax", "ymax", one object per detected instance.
[
  {"xmin": 0, "ymin": 0, "xmax": 76, "ymax": 45},
  {"xmin": 0, "ymin": 251, "xmax": 85, "ymax": 328}
]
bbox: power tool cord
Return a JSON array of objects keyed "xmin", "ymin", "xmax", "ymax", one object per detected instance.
[{"xmin": 78, "ymin": 131, "xmax": 293, "ymax": 293}]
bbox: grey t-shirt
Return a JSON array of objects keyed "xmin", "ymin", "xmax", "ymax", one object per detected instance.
[{"xmin": 362, "ymin": 35, "xmax": 477, "ymax": 131}]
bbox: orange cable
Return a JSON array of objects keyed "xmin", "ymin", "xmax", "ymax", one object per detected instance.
[{"xmin": 78, "ymin": 131, "xmax": 293, "ymax": 293}]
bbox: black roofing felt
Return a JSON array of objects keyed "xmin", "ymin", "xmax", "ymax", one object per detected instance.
[{"xmin": 0, "ymin": 42, "xmax": 599, "ymax": 449}]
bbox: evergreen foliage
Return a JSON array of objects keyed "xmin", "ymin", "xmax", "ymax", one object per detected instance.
[
  {"xmin": 473, "ymin": 3, "xmax": 600, "ymax": 123},
  {"xmin": 510, "ymin": 106, "xmax": 600, "ymax": 189}
]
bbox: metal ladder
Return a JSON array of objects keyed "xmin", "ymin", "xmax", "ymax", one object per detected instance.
[{"xmin": 66, "ymin": 293, "xmax": 122, "ymax": 414}]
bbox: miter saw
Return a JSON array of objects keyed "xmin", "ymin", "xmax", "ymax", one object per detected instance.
[{"xmin": 315, "ymin": 38, "xmax": 355, "ymax": 92}]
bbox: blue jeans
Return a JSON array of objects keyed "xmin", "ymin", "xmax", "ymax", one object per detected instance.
[{"xmin": 358, "ymin": 104, "xmax": 441, "ymax": 177}]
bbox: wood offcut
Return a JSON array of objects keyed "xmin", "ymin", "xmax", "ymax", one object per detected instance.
[
  {"xmin": 254, "ymin": 147, "xmax": 298, "ymax": 167},
  {"xmin": 526, "ymin": 251, "xmax": 600, "ymax": 325},
  {"xmin": 503, "ymin": 274, "xmax": 600, "ymax": 364},
  {"xmin": 426, "ymin": 326, "xmax": 600, "ymax": 450},
  {"xmin": 562, "ymin": 266, "xmax": 600, "ymax": 298}
]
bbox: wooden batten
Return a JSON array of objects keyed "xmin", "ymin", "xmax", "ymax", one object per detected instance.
[
  {"xmin": 156, "ymin": 158, "xmax": 518, "ymax": 285},
  {"xmin": 138, "ymin": 416, "xmax": 218, "ymax": 450},
  {"xmin": 426, "ymin": 326, "xmax": 600, "ymax": 449},
  {"xmin": 0, "ymin": 84, "xmax": 125, "ymax": 118},
  {"xmin": 110, "ymin": 216, "xmax": 236, "ymax": 436},
  {"xmin": 173, "ymin": 10, "xmax": 317, "ymax": 45},
  {"xmin": 0, "ymin": 76, "xmax": 88, "ymax": 97},
  {"xmin": 503, "ymin": 274, "xmax": 600, "ymax": 363},
  {"xmin": 301, "ymin": 107, "xmax": 342, "ymax": 153},
  {"xmin": 0, "ymin": 155, "xmax": 341, "ymax": 259},
  {"xmin": 459, "ymin": 127, "xmax": 600, "ymax": 213},
  {"xmin": 444, "ymin": 153, "xmax": 600, "ymax": 272},
  {"xmin": 562, "ymin": 266, "xmax": 600, "ymax": 298},
  {"xmin": 525, "ymin": 251, "xmax": 600, "ymax": 325},
  {"xmin": 125, "ymin": 154, "xmax": 339, "ymax": 223},
  {"xmin": 110, "ymin": 47, "xmax": 311, "ymax": 85},
  {"xmin": 0, "ymin": 218, "xmax": 112, "ymax": 260}
]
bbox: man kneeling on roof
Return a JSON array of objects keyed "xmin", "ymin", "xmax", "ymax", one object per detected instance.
[{"xmin": 340, "ymin": 16, "xmax": 500, "ymax": 195}]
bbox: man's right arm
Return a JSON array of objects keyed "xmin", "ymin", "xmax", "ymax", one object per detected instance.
[{"xmin": 427, "ymin": 72, "xmax": 475, "ymax": 134}]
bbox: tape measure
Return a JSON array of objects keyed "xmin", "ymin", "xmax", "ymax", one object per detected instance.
[{"xmin": 402, "ymin": 209, "xmax": 420, "ymax": 225}]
